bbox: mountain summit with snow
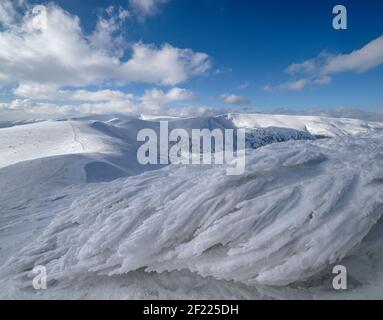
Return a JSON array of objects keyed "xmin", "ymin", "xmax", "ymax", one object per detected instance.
[{"xmin": 1, "ymin": 113, "xmax": 383, "ymax": 299}]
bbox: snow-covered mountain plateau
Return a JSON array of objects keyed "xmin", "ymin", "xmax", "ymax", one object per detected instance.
[{"xmin": 1, "ymin": 113, "xmax": 383, "ymax": 299}]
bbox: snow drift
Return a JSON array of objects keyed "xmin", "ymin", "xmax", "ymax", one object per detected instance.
[{"xmin": 1, "ymin": 113, "xmax": 383, "ymax": 299}]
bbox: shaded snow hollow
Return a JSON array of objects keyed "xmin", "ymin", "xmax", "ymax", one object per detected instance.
[{"xmin": 0, "ymin": 113, "xmax": 383, "ymax": 299}]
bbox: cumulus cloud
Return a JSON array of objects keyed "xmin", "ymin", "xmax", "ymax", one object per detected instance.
[
  {"xmin": 0, "ymin": 99, "xmax": 141, "ymax": 117},
  {"xmin": 129, "ymin": 0, "xmax": 169, "ymax": 18},
  {"xmin": 0, "ymin": 0, "xmax": 25, "ymax": 27},
  {"xmin": 3, "ymin": 84, "xmax": 194, "ymax": 117},
  {"xmin": 220, "ymin": 93, "xmax": 251, "ymax": 106},
  {"xmin": 0, "ymin": 1, "xmax": 210, "ymax": 119},
  {"xmin": 0, "ymin": 3, "xmax": 210, "ymax": 87},
  {"xmin": 141, "ymin": 87, "xmax": 194, "ymax": 110},
  {"xmin": 14, "ymin": 83, "xmax": 133, "ymax": 102},
  {"xmin": 266, "ymin": 35, "xmax": 383, "ymax": 92},
  {"xmin": 89, "ymin": 6, "xmax": 130, "ymax": 57},
  {"xmin": 121, "ymin": 43, "xmax": 210, "ymax": 85}
]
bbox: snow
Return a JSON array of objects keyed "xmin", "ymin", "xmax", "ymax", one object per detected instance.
[
  {"xmin": 0, "ymin": 120, "xmax": 115, "ymax": 169},
  {"xmin": 1, "ymin": 113, "xmax": 383, "ymax": 299},
  {"xmin": 228, "ymin": 113, "xmax": 383, "ymax": 137},
  {"xmin": 2, "ymin": 113, "xmax": 381, "ymax": 170}
]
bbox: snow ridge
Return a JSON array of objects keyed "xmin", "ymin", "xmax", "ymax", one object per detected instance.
[
  {"xmin": 1, "ymin": 113, "xmax": 383, "ymax": 299},
  {"xmin": 1, "ymin": 132, "xmax": 382, "ymax": 298}
]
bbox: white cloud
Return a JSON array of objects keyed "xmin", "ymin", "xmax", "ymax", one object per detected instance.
[
  {"xmin": 4, "ymin": 85, "xmax": 194, "ymax": 117},
  {"xmin": 284, "ymin": 51, "xmax": 332, "ymax": 78},
  {"xmin": 263, "ymin": 78, "xmax": 312, "ymax": 92},
  {"xmin": 323, "ymin": 35, "xmax": 383, "ymax": 74},
  {"xmin": 167, "ymin": 106, "xmax": 225, "ymax": 118},
  {"xmin": 141, "ymin": 87, "xmax": 194, "ymax": 110},
  {"xmin": 121, "ymin": 43, "xmax": 210, "ymax": 85},
  {"xmin": 89, "ymin": 6, "xmax": 130, "ymax": 57},
  {"xmin": 288, "ymin": 36, "xmax": 383, "ymax": 77},
  {"xmin": 262, "ymin": 107, "xmax": 383, "ymax": 123},
  {"xmin": 285, "ymin": 60, "xmax": 317, "ymax": 76},
  {"xmin": 0, "ymin": 99, "xmax": 34, "ymax": 111},
  {"xmin": 312, "ymin": 75, "xmax": 332, "ymax": 85},
  {"xmin": 0, "ymin": 2, "xmax": 209, "ymax": 120},
  {"xmin": 0, "ymin": 3, "xmax": 210, "ymax": 87},
  {"xmin": 270, "ymin": 36, "xmax": 383, "ymax": 91},
  {"xmin": 220, "ymin": 93, "xmax": 251, "ymax": 106},
  {"xmin": 0, "ymin": 0, "xmax": 25, "ymax": 27},
  {"xmin": 266, "ymin": 35, "xmax": 383, "ymax": 92},
  {"xmin": 280, "ymin": 78, "xmax": 309, "ymax": 91},
  {"xmin": 0, "ymin": 99, "xmax": 140, "ymax": 117},
  {"xmin": 14, "ymin": 83, "xmax": 133, "ymax": 102},
  {"xmin": 72, "ymin": 90, "xmax": 133, "ymax": 102},
  {"xmin": 262, "ymin": 85, "xmax": 272, "ymax": 92},
  {"xmin": 0, "ymin": 98, "xmax": 227, "ymax": 121},
  {"xmin": 237, "ymin": 81, "xmax": 250, "ymax": 90},
  {"xmin": 129, "ymin": 0, "xmax": 169, "ymax": 18},
  {"xmin": 214, "ymin": 68, "xmax": 232, "ymax": 75}
]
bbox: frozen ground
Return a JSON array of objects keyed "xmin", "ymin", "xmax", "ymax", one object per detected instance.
[{"xmin": 0, "ymin": 113, "xmax": 383, "ymax": 299}]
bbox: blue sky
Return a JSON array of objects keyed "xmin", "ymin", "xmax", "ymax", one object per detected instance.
[{"xmin": 1, "ymin": 0, "xmax": 383, "ymax": 119}]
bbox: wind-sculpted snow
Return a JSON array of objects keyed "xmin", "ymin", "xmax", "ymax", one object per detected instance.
[
  {"xmin": 1, "ymin": 113, "xmax": 383, "ymax": 299},
  {"xmin": 1, "ymin": 132, "xmax": 383, "ymax": 298},
  {"xmin": 229, "ymin": 113, "xmax": 383, "ymax": 137}
]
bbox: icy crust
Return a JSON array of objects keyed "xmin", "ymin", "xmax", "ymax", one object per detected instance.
[{"xmin": 2, "ymin": 133, "xmax": 383, "ymax": 292}]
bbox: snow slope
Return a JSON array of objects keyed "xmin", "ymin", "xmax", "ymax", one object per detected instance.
[
  {"xmin": 228, "ymin": 113, "xmax": 383, "ymax": 137},
  {"xmin": 1, "ymin": 113, "xmax": 383, "ymax": 299},
  {"xmin": 0, "ymin": 120, "xmax": 116, "ymax": 169},
  {"xmin": 2, "ymin": 113, "xmax": 382, "ymax": 170}
]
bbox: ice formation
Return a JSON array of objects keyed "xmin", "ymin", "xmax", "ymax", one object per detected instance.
[{"xmin": 1, "ymin": 113, "xmax": 383, "ymax": 299}]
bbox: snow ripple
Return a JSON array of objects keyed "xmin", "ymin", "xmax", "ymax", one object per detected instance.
[{"xmin": 2, "ymin": 133, "xmax": 383, "ymax": 295}]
